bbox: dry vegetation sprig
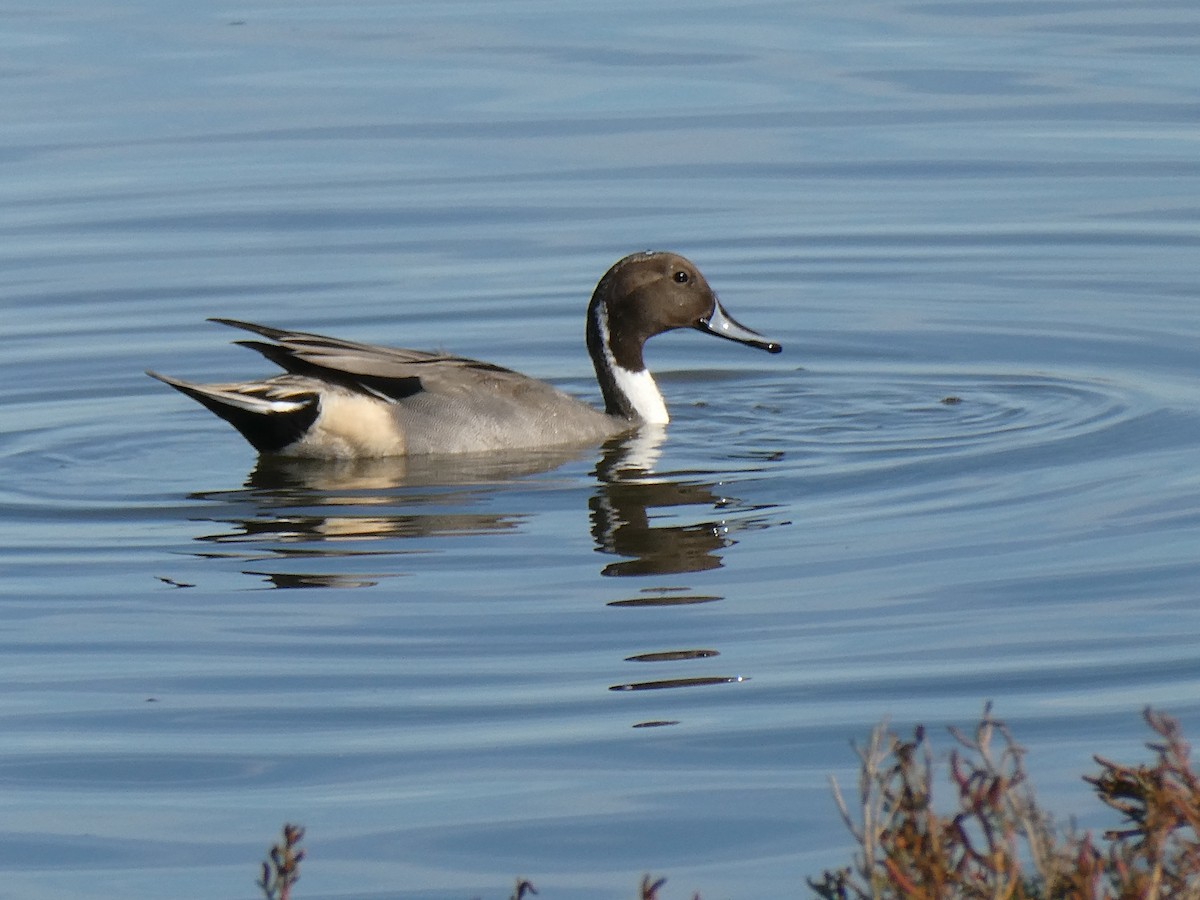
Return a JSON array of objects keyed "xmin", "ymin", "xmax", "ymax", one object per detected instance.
[
  {"xmin": 1086, "ymin": 708, "xmax": 1200, "ymax": 897},
  {"xmin": 641, "ymin": 874, "xmax": 668, "ymax": 899},
  {"xmin": 257, "ymin": 823, "xmax": 305, "ymax": 900},
  {"xmin": 810, "ymin": 705, "xmax": 1200, "ymax": 900}
]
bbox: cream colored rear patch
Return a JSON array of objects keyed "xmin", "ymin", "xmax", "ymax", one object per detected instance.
[{"xmin": 289, "ymin": 391, "xmax": 406, "ymax": 458}]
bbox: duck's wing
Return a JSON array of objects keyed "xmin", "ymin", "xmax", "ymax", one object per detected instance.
[{"xmin": 211, "ymin": 318, "xmax": 524, "ymax": 401}]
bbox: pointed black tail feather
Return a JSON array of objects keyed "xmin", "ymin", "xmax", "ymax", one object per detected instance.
[{"xmin": 146, "ymin": 371, "xmax": 320, "ymax": 454}]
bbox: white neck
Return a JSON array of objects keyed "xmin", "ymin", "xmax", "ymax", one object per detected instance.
[{"xmin": 610, "ymin": 364, "xmax": 669, "ymax": 425}]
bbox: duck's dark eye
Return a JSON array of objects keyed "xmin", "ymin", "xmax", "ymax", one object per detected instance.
[{"xmin": 673, "ymin": 270, "xmax": 690, "ymax": 284}]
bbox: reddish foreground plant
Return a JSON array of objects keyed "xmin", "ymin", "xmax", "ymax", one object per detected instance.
[
  {"xmin": 809, "ymin": 704, "xmax": 1200, "ymax": 899},
  {"xmin": 257, "ymin": 823, "xmax": 305, "ymax": 900}
]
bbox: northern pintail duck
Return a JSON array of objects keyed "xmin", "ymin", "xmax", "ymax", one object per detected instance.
[{"xmin": 148, "ymin": 251, "xmax": 781, "ymax": 458}]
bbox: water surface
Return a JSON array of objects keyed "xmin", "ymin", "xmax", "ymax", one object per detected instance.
[{"xmin": 3, "ymin": 1, "xmax": 1200, "ymax": 897}]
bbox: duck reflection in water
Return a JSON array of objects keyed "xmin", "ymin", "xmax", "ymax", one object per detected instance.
[
  {"xmin": 187, "ymin": 427, "xmax": 773, "ymax": 584},
  {"xmin": 186, "ymin": 430, "xmax": 777, "ymax": 717},
  {"xmin": 590, "ymin": 428, "xmax": 730, "ymax": 577},
  {"xmin": 191, "ymin": 451, "xmax": 576, "ymax": 588}
]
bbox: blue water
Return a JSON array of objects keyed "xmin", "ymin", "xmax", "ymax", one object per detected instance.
[{"xmin": 3, "ymin": 1, "xmax": 1200, "ymax": 897}]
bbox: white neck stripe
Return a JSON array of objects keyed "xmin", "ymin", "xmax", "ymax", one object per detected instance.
[{"xmin": 595, "ymin": 303, "xmax": 669, "ymax": 424}]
